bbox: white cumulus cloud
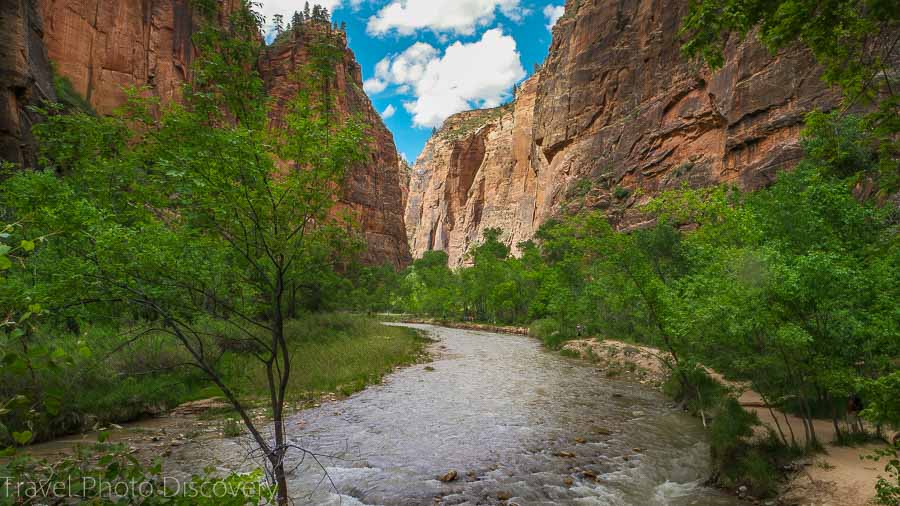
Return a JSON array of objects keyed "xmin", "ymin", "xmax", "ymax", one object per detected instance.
[
  {"xmin": 543, "ymin": 4, "xmax": 565, "ymax": 31},
  {"xmin": 365, "ymin": 29, "xmax": 525, "ymax": 128},
  {"xmin": 367, "ymin": 0, "xmax": 524, "ymax": 36},
  {"xmin": 363, "ymin": 42, "xmax": 439, "ymax": 96},
  {"xmin": 363, "ymin": 78, "xmax": 388, "ymax": 94},
  {"xmin": 381, "ymin": 104, "xmax": 397, "ymax": 119}
]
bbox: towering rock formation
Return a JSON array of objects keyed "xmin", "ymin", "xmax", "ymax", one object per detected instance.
[
  {"xmin": 0, "ymin": 0, "xmax": 56, "ymax": 167},
  {"xmin": 260, "ymin": 26, "xmax": 411, "ymax": 267},
  {"xmin": 0, "ymin": 0, "xmax": 411, "ymax": 267},
  {"xmin": 37, "ymin": 0, "xmax": 243, "ymax": 115},
  {"xmin": 406, "ymin": 76, "xmax": 540, "ymax": 264},
  {"xmin": 406, "ymin": 0, "xmax": 841, "ymax": 265}
]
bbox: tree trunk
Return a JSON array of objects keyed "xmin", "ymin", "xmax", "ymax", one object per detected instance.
[
  {"xmin": 782, "ymin": 410, "xmax": 797, "ymax": 447},
  {"xmin": 266, "ymin": 269, "xmax": 292, "ymax": 505},
  {"xmin": 761, "ymin": 393, "xmax": 788, "ymax": 446},
  {"xmin": 799, "ymin": 395, "xmax": 819, "ymax": 448}
]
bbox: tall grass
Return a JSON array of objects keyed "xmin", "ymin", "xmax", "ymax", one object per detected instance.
[{"xmin": 207, "ymin": 313, "xmax": 429, "ymax": 399}]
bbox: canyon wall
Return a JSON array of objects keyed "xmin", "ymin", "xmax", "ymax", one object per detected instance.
[
  {"xmin": 37, "ymin": 0, "xmax": 245, "ymax": 115},
  {"xmin": 0, "ymin": 0, "xmax": 410, "ymax": 266},
  {"xmin": 406, "ymin": 75, "xmax": 540, "ymax": 264},
  {"xmin": 406, "ymin": 0, "xmax": 841, "ymax": 265},
  {"xmin": 0, "ymin": 0, "xmax": 56, "ymax": 167},
  {"xmin": 260, "ymin": 27, "xmax": 411, "ymax": 266}
]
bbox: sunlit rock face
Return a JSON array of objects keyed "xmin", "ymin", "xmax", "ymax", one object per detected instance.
[
  {"xmin": 36, "ymin": 0, "xmax": 243, "ymax": 114},
  {"xmin": 405, "ymin": 0, "xmax": 840, "ymax": 265},
  {"xmin": 261, "ymin": 25, "xmax": 411, "ymax": 268},
  {"xmin": 406, "ymin": 75, "xmax": 540, "ymax": 267},
  {"xmin": 3, "ymin": 1, "xmax": 411, "ymax": 267}
]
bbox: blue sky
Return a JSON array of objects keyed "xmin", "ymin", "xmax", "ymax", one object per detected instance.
[{"xmin": 258, "ymin": 0, "xmax": 565, "ymax": 163}]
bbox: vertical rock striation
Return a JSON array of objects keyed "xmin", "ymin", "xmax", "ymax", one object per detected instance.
[
  {"xmin": 0, "ymin": 0, "xmax": 56, "ymax": 167},
  {"xmin": 260, "ymin": 25, "xmax": 411, "ymax": 267},
  {"xmin": 406, "ymin": 75, "xmax": 540, "ymax": 266},
  {"xmin": 405, "ymin": 0, "xmax": 842, "ymax": 265}
]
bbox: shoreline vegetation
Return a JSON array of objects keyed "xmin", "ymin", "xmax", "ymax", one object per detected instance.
[
  {"xmin": 559, "ymin": 335, "xmax": 890, "ymax": 505},
  {"xmin": 368, "ymin": 105, "xmax": 899, "ymax": 505},
  {"xmin": 0, "ymin": 0, "xmax": 896, "ymax": 503}
]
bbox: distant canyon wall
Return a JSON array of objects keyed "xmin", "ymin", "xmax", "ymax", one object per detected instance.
[
  {"xmin": 405, "ymin": 0, "xmax": 840, "ymax": 266},
  {"xmin": 1, "ymin": 0, "xmax": 411, "ymax": 267},
  {"xmin": 0, "ymin": 0, "xmax": 56, "ymax": 167}
]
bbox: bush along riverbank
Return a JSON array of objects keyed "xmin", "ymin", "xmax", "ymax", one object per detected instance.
[{"xmin": 1, "ymin": 313, "xmax": 429, "ymax": 504}]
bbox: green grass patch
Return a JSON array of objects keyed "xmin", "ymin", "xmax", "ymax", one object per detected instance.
[
  {"xmin": 529, "ymin": 318, "xmax": 570, "ymax": 349},
  {"xmin": 210, "ymin": 313, "xmax": 429, "ymax": 400}
]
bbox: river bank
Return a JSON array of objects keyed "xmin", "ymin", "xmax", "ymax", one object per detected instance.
[
  {"xmin": 390, "ymin": 316, "xmax": 530, "ymax": 335},
  {"xmin": 16, "ymin": 323, "xmax": 888, "ymax": 505},
  {"xmin": 24, "ymin": 323, "xmax": 742, "ymax": 504},
  {"xmin": 12, "ymin": 314, "xmax": 429, "ymax": 454},
  {"xmin": 563, "ymin": 337, "xmax": 889, "ymax": 506}
]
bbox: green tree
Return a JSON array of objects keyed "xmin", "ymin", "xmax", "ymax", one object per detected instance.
[{"xmin": 2, "ymin": 4, "xmax": 366, "ymax": 503}]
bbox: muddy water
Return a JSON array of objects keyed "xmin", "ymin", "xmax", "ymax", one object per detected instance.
[{"xmin": 214, "ymin": 324, "xmax": 740, "ymax": 505}]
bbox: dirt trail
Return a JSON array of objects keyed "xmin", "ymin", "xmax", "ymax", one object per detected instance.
[{"xmin": 564, "ymin": 337, "xmax": 890, "ymax": 506}]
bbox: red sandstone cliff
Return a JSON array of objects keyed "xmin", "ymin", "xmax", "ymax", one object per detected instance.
[
  {"xmin": 1, "ymin": 0, "xmax": 410, "ymax": 267},
  {"xmin": 1, "ymin": 0, "xmax": 56, "ymax": 167},
  {"xmin": 37, "ymin": 0, "xmax": 243, "ymax": 114},
  {"xmin": 405, "ymin": 0, "xmax": 841, "ymax": 265},
  {"xmin": 260, "ymin": 26, "xmax": 411, "ymax": 267}
]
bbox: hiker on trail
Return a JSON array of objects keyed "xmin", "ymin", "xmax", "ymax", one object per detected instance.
[{"xmin": 576, "ymin": 324, "xmax": 584, "ymax": 337}]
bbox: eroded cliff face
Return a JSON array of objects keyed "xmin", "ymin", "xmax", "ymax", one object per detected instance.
[
  {"xmin": 406, "ymin": 0, "xmax": 840, "ymax": 265},
  {"xmin": 37, "ymin": 0, "xmax": 243, "ymax": 114},
  {"xmin": 0, "ymin": 0, "xmax": 56, "ymax": 167},
  {"xmin": 406, "ymin": 75, "xmax": 540, "ymax": 265},
  {"xmin": 1, "ymin": 1, "xmax": 410, "ymax": 266},
  {"xmin": 260, "ymin": 27, "xmax": 411, "ymax": 267}
]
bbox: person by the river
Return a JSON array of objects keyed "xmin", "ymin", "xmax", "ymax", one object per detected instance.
[{"xmin": 847, "ymin": 393, "xmax": 864, "ymax": 432}]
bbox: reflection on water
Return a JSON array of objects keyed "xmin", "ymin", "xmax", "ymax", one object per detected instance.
[{"xmin": 219, "ymin": 324, "xmax": 740, "ymax": 505}]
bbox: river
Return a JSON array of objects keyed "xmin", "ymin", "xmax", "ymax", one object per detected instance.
[{"xmin": 193, "ymin": 324, "xmax": 738, "ymax": 505}]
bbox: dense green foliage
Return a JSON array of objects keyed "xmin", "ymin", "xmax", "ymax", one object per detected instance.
[
  {"xmin": 0, "ymin": 313, "xmax": 423, "ymax": 446},
  {"xmin": 0, "ymin": 0, "xmax": 896, "ymax": 502}
]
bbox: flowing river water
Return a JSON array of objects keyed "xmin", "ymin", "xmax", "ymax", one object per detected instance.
[{"xmin": 201, "ymin": 324, "xmax": 741, "ymax": 505}]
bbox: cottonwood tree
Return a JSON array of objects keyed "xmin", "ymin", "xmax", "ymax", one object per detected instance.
[{"xmin": 2, "ymin": 3, "xmax": 364, "ymax": 504}]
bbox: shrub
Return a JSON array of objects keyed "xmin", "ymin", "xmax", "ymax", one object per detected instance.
[
  {"xmin": 51, "ymin": 68, "xmax": 95, "ymax": 115},
  {"xmin": 866, "ymin": 443, "xmax": 900, "ymax": 505},
  {"xmin": 529, "ymin": 318, "xmax": 567, "ymax": 348},
  {"xmin": 708, "ymin": 398, "xmax": 793, "ymax": 498},
  {"xmin": 221, "ymin": 418, "xmax": 243, "ymax": 438}
]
